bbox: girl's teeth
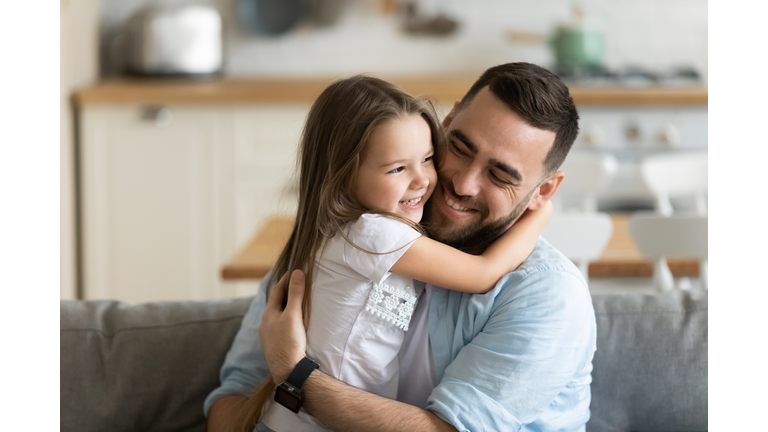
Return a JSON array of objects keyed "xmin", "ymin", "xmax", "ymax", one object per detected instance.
[
  {"xmin": 401, "ymin": 197, "xmax": 421, "ymax": 206},
  {"xmin": 445, "ymin": 194, "xmax": 469, "ymax": 211}
]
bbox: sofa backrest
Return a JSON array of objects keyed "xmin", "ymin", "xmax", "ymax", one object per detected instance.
[
  {"xmin": 60, "ymin": 297, "xmax": 253, "ymax": 432},
  {"xmin": 587, "ymin": 290, "xmax": 708, "ymax": 432},
  {"xmin": 61, "ymin": 290, "xmax": 708, "ymax": 431}
]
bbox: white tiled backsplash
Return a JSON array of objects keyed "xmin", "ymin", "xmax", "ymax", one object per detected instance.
[{"xmin": 100, "ymin": 0, "xmax": 707, "ymax": 80}]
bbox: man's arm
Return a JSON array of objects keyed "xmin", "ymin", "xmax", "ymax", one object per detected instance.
[
  {"xmin": 260, "ymin": 270, "xmax": 458, "ymax": 432},
  {"xmin": 425, "ymin": 265, "xmax": 596, "ymax": 430},
  {"xmin": 205, "ymin": 277, "xmax": 274, "ymax": 432},
  {"xmin": 304, "ymin": 373, "xmax": 456, "ymax": 432},
  {"xmin": 208, "ymin": 395, "xmax": 249, "ymax": 432}
]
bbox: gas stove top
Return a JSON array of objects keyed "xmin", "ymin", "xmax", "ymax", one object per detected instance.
[{"xmin": 554, "ymin": 66, "xmax": 703, "ymax": 87}]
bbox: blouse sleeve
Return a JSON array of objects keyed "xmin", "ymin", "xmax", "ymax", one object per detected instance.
[{"xmin": 342, "ymin": 214, "xmax": 421, "ymax": 284}]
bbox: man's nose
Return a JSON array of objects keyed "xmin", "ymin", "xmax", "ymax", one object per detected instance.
[{"xmin": 451, "ymin": 166, "xmax": 481, "ymax": 198}]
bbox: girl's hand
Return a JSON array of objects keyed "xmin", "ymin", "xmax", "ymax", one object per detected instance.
[
  {"xmin": 514, "ymin": 200, "xmax": 553, "ymax": 230},
  {"xmin": 495, "ymin": 199, "xmax": 553, "ymax": 273}
]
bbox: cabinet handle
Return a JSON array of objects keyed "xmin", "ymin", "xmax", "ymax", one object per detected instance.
[{"xmin": 140, "ymin": 106, "xmax": 173, "ymax": 127}]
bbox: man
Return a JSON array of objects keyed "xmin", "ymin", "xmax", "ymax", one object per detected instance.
[{"xmin": 205, "ymin": 62, "xmax": 596, "ymax": 431}]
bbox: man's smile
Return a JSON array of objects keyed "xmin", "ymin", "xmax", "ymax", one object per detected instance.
[
  {"xmin": 444, "ymin": 192, "xmax": 469, "ymax": 211},
  {"xmin": 436, "ymin": 184, "xmax": 479, "ymax": 220}
]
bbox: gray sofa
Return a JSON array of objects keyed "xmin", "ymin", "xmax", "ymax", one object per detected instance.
[{"xmin": 60, "ymin": 290, "xmax": 708, "ymax": 431}]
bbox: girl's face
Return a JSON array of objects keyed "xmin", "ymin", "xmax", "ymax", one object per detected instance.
[{"xmin": 354, "ymin": 114, "xmax": 437, "ymax": 223}]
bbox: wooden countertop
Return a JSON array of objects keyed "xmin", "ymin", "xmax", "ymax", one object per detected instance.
[
  {"xmin": 77, "ymin": 77, "xmax": 708, "ymax": 106},
  {"xmin": 220, "ymin": 213, "xmax": 700, "ymax": 280}
]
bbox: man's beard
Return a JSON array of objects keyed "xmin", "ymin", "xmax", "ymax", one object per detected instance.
[{"xmin": 423, "ymin": 179, "xmax": 536, "ymax": 251}]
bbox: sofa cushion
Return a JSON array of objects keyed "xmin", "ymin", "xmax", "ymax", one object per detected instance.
[
  {"xmin": 61, "ymin": 290, "xmax": 708, "ymax": 431},
  {"xmin": 587, "ymin": 290, "xmax": 708, "ymax": 432},
  {"xmin": 60, "ymin": 296, "xmax": 255, "ymax": 432}
]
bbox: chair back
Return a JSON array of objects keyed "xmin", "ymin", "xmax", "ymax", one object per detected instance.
[
  {"xmin": 640, "ymin": 152, "xmax": 707, "ymax": 215},
  {"xmin": 628, "ymin": 213, "xmax": 708, "ymax": 291},
  {"xmin": 556, "ymin": 151, "xmax": 618, "ymax": 213},
  {"xmin": 542, "ymin": 212, "xmax": 613, "ymax": 279},
  {"xmin": 628, "ymin": 213, "xmax": 708, "ymax": 259}
]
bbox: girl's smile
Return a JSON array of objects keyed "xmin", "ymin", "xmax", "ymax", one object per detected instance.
[{"xmin": 354, "ymin": 114, "xmax": 437, "ymax": 223}]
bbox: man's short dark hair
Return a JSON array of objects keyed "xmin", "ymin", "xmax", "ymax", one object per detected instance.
[{"xmin": 458, "ymin": 62, "xmax": 580, "ymax": 175}]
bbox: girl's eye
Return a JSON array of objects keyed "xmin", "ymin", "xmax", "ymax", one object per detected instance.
[
  {"xmin": 423, "ymin": 155, "xmax": 433, "ymax": 163},
  {"xmin": 388, "ymin": 166, "xmax": 405, "ymax": 174}
]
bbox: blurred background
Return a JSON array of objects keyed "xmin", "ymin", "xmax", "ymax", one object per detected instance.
[
  {"xmin": 94, "ymin": 0, "xmax": 707, "ymax": 79},
  {"xmin": 61, "ymin": 0, "xmax": 708, "ymax": 304}
]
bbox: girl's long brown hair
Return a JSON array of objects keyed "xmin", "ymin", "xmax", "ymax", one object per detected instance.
[{"xmin": 238, "ymin": 76, "xmax": 443, "ymax": 430}]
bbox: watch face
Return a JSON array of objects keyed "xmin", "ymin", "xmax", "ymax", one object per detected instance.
[{"xmin": 275, "ymin": 384, "xmax": 302, "ymax": 413}]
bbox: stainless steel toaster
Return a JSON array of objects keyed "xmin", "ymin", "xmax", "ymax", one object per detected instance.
[{"xmin": 124, "ymin": 1, "xmax": 223, "ymax": 77}]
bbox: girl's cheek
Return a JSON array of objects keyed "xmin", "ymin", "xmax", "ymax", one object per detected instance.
[{"xmin": 428, "ymin": 166, "xmax": 438, "ymax": 184}]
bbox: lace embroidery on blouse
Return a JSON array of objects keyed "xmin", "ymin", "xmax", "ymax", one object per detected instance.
[{"xmin": 365, "ymin": 282, "xmax": 419, "ymax": 331}]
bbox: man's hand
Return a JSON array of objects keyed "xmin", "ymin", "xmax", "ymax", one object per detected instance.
[
  {"xmin": 259, "ymin": 269, "xmax": 308, "ymax": 384},
  {"xmin": 257, "ymin": 269, "xmax": 457, "ymax": 432}
]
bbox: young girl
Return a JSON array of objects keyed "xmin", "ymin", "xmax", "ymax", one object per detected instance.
[{"xmin": 240, "ymin": 76, "xmax": 551, "ymax": 432}]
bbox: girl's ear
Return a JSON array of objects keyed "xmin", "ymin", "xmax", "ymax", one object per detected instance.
[
  {"xmin": 442, "ymin": 101, "xmax": 460, "ymax": 128},
  {"xmin": 527, "ymin": 171, "xmax": 564, "ymax": 210}
]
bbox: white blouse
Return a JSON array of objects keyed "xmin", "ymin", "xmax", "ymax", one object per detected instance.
[{"xmin": 263, "ymin": 214, "xmax": 423, "ymax": 432}]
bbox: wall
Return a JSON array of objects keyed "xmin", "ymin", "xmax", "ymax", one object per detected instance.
[
  {"xmin": 61, "ymin": 0, "xmax": 100, "ymax": 299},
  {"xmin": 100, "ymin": 0, "xmax": 707, "ymax": 80}
]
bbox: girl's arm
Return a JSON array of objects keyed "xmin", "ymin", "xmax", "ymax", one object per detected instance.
[{"xmin": 390, "ymin": 201, "xmax": 552, "ymax": 294}]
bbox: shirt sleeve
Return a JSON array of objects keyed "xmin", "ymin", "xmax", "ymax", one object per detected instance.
[
  {"xmin": 342, "ymin": 214, "xmax": 422, "ymax": 284},
  {"xmin": 426, "ymin": 268, "xmax": 596, "ymax": 431},
  {"xmin": 203, "ymin": 277, "xmax": 272, "ymax": 417}
]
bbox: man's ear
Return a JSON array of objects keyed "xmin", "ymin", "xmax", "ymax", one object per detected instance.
[
  {"xmin": 528, "ymin": 170, "xmax": 564, "ymax": 210},
  {"xmin": 442, "ymin": 101, "xmax": 460, "ymax": 128}
]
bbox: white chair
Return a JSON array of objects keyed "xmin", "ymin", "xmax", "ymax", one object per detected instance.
[
  {"xmin": 628, "ymin": 213, "xmax": 708, "ymax": 291},
  {"xmin": 542, "ymin": 213, "xmax": 613, "ymax": 283},
  {"xmin": 555, "ymin": 151, "xmax": 618, "ymax": 213},
  {"xmin": 640, "ymin": 151, "xmax": 708, "ymax": 216},
  {"xmin": 637, "ymin": 151, "xmax": 707, "ymax": 290}
]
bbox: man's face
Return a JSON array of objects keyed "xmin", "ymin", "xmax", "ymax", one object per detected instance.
[{"xmin": 424, "ymin": 87, "xmax": 559, "ymax": 251}]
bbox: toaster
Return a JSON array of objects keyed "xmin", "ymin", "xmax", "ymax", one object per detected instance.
[{"xmin": 124, "ymin": 1, "xmax": 223, "ymax": 77}]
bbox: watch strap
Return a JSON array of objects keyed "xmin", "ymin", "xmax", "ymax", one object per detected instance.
[{"xmin": 285, "ymin": 357, "xmax": 319, "ymax": 390}]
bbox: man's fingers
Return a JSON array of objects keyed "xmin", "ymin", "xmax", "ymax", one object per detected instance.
[
  {"xmin": 285, "ymin": 269, "xmax": 306, "ymax": 313},
  {"xmin": 267, "ymin": 272, "xmax": 289, "ymax": 311}
]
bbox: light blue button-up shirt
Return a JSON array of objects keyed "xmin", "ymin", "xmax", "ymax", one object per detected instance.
[{"xmin": 205, "ymin": 238, "xmax": 597, "ymax": 431}]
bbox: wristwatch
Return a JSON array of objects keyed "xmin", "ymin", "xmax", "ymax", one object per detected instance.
[{"xmin": 274, "ymin": 357, "xmax": 320, "ymax": 413}]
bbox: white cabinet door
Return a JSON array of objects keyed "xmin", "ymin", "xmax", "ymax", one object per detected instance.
[
  {"xmin": 225, "ymin": 104, "xmax": 309, "ymax": 297},
  {"xmin": 231, "ymin": 104, "xmax": 308, "ymax": 245},
  {"xmin": 80, "ymin": 105, "xmax": 235, "ymax": 303}
]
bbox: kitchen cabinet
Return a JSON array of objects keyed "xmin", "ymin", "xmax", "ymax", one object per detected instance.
[
  {"xmin": 80, "ymin": 105, "xmax": 234, "ymax": 303},
  {"xmin": 79, "ymin": 101, "xmax": 310, "ymax": 303},
  {"xmin": 231, "ymin": 105, "xmax": 308, "ymax": 245}
]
